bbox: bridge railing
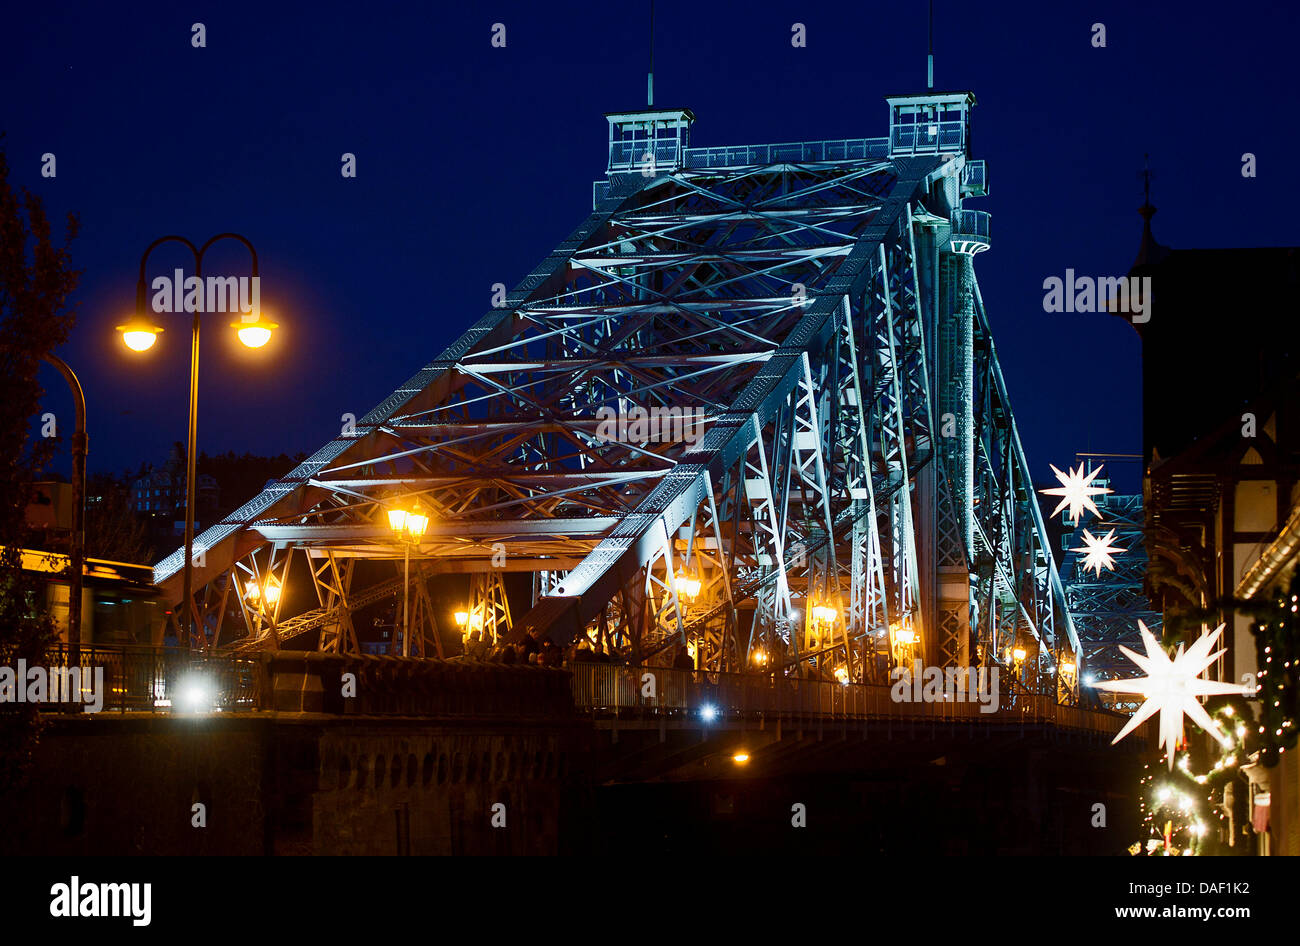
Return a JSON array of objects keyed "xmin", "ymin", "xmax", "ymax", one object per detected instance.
[
  {"xmin": 29, "ymin": 646, "xmax": 1130, "ymax": 737},
  {"xmin": 38, "ymin": 644, "xmax": 263, "ymax": 713},
  {"xmin": 568, "ymin": 663, "xmax": 1129, "ymax": 737},
  {"xmin": 34, "ymin": 646, "xmax": 577, "ymax": 718}
]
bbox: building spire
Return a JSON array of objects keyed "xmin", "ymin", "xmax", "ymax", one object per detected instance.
[{"xmin": 1133, "ymin": 153, "xmax": 1168, "ymax": 268}]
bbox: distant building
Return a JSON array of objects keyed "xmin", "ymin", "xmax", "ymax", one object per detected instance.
[
  {"xmin": 132, "ymin": 443, "xmax": 218, "ymax": 525},
  {"xmin": 20, "ymin": 480, "xmax": 163, "ymax": 645}
]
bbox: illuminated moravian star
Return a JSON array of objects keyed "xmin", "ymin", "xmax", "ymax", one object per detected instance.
[
  {"xmin": 1093, "ymin": 622, "xmax": 1247, "ymax": 768},
  {"xmin": 1040, "ymin": 462, "xmax": 1113, "ymax": 524},
  {"xmin": 1077, "ymin": 528, "xmax": 1124, "ymax": 577}
]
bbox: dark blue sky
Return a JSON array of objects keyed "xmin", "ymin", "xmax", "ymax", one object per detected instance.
[{"xmin": 4, "ymin": 0, "xmax": 1295, "ymax": 497}]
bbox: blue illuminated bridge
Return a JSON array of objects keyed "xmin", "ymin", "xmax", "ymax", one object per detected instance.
[
  {"xmin": 149, "ymin": 91, "xmax": 1126, "ymax": 704},
  {"xmin": 19, "ymin": 92, "xmax": 1158, "ymax": 854}
]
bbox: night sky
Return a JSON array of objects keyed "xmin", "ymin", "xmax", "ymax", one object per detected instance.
[{"xmin": 5, "ymin": 0, "xmax": 1297, "ymax": 499}]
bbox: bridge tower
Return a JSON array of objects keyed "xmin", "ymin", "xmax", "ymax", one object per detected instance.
[
  {"xmin": 888, "ymin": 92, "xmax": 989, "ymax": 674},
  {"xmin": 155, "ymin": 90, "xmax": 1080, "ymax": 693}
]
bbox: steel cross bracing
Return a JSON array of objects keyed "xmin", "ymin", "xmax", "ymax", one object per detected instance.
[
  {"xmin": 1059, "ymin": 487, "xmax": 1159, "ymax": 711},
  {"xmin": 154, "ymin": 97, "xmax": 1081, "ymax": 689}
]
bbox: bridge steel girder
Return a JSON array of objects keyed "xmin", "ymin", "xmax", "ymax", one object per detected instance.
[
  {"xmin": 154, "ymin": 111, "xmax": 1080, "ymax": 686},
  {"xmin": 962, "ymin": 277, "xmax": 1081, "ymax": 685}
]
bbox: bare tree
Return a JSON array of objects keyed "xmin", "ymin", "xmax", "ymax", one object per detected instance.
[
  {"xmin": 86, "ymin": 473, "xmax": 153, "ymax": 565},
  {"xmin": 0, "ymin": 139, "xmax": 81, "ymax": 789}
]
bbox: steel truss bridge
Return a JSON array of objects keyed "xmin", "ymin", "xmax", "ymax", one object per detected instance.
[{"xmin": 155, "ymin": 91, "xmax": 1086, "ymax": 700}]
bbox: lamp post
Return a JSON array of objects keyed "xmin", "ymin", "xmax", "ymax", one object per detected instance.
[
  {"xmin": 806, "ymin": 603, "xmax": 840, "ymax": 680},
  {"xmin": 41, "ymin": 353, "xmax": 86, "ymax": 657},
  {"xmin": 115, "ymin": 233, "xmax": 279, "ymax": 650},
  {"xmin": 810, "ymin": 604, "xmax": 837, "ymax": 638},
  {"xmin": 1058, "ymin": 657, "xmax": 1078, "ymax": 705},
  {"xmin": 892, "ymin": 622, "xmax": 917, "ymax": 670},
  {"xmin": 673, "ymin": 574, "xmax": 701, "ymax": 606},
  {"xmin": 1011, "ymin": 645, "xmax": 1028, "ymax": 687},
  {"xmin": 673, "ymin": 571, "xmax": 701, "ymax": 659},
  {"xmin": 244, "ymin": 576, "xmax": 281, "ymax": 607},
  {"xmin": 387, "ymin": 505, "xmax": 429, "ymax": 656}
]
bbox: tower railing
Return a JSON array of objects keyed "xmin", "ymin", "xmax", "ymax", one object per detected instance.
[
  {"xmin": 682, "ymin": 137, "xmax": 889, "ymax": 169},
  {"xmin": 952, "ymin": 209, "xmax": 991, "ymax": 240},
  {"xmin": 889, "ymin": 120, "xmax": 965, "ymax": 155},
  {"xmin": 961, "ymin": 159, "xmax": 988, "ymax": 197},
  {"xmin": 608, "ymin": 138, "xmax": 684, "ymax": 171}
]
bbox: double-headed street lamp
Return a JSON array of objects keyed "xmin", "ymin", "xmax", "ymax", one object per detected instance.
[
  {"xmin": 115, "ymin": 233, "xmax": 279, "ymax": 650},
  {"xmin": 387, "ymin": 505, "xmax": 429, "ymax": 656}
]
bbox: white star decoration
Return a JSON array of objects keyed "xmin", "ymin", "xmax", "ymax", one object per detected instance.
[
  {"xmin": 1041, "ymin": 462, "xmax": 1112, "ymax": 524},
  {"xmin": 1077, "ymin": 528, "xmax": 1124, "ymax": 576},
  {"xmin": 1094, "ymin": 623, "xmax": 1247, "ymax": 768}
]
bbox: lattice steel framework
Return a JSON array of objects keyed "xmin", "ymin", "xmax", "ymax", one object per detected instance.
[
  {"xmin": 1059, "ymin": 474, "xmax": 1160, "ymax": 711},
  {"xmin": 154, "ymin": 93, "xmax": 1080, "ymax": 689}
]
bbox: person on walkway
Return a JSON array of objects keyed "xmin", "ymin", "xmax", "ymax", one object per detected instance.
[{"xmin": 521, "ymin": 630, "xmax": 542, "ymax": 661}]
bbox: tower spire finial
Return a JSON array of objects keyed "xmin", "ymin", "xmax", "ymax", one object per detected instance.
[
  {"xmin": 648, "ymin": 0, "xmax": 655, "ymax": 107},
  {"xmin": 927, "ymin": 0, "xmax": 934, "ymax": 89},
  {"xmin": 1133, "ymin": 153, "xmax": 1167, "ymax": 269},
  {"xmin": 1138, "ymin": 153, "xmax": 1157, "ymax": 231}
]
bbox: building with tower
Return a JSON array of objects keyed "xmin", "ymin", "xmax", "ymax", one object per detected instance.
[{"xmin": 1119, "ymin": 165, "xmax": 1300, "ymax": 854}]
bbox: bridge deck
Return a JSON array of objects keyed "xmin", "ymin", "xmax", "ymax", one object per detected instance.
[
  {"xmin": 567, "ymin": 663, "xmax": 1130, "ymax": 737},
  {"xmin": 39, "ymin": 647, "xmax": 1131, "ymax": 741}
]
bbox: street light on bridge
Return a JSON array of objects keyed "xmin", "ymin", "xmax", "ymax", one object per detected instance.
[
  {"xmin": 808, "ymin": 603, "xmax": 839, "ymax": 653},
  {"xmin": 387, "ymin": 504, "xmax": 429, "ymax": 656},
  {"xmin": 891, "ymin": 622, "xmax": 917, "ymax": 669},
  {"xmin": 244, "ymin": 577, "xmax": 282, "ymax": 606},
  {"xmin": 810, "ymin": 604, "xmax": 838, "ymax": 629},
  {"xmin": 673, "ymin": 573, "xmax": 701, "ymax": 604},
  {"xmin": 454, "ymin": 608, "xmax": 485, "ymax": 636},
  {"xmin": 1057, "ymin": 658, "xmax": 1079, "ymax": 705}
]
